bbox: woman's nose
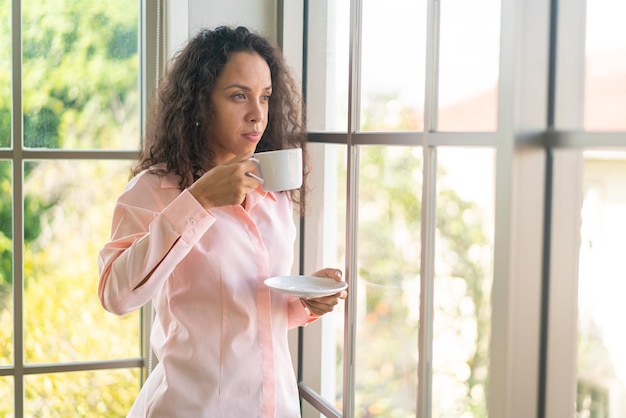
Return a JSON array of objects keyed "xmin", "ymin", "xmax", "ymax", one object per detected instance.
[{"xmin": 247, "ymin": 101, "xmax": 266, "ymax": 123}]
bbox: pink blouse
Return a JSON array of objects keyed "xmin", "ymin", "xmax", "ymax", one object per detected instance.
[{"xmin": 98, "ymin": 170, "xmax": 318, "ymax": 418}]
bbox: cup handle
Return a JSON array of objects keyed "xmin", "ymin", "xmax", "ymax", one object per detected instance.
[{"xmin": 245, "ymin": 157, "xmax": 264, "ymax": 183}]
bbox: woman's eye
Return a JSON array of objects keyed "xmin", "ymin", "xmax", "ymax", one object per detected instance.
[{"xmin": 233, "ymin": 93, "xmax": 246, "ymax": 100}]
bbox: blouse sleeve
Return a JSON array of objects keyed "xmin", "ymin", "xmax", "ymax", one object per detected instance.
[
  {"xmin": 97, "ymin": 175, "xmax": 215, "ymax": 316},
  {"xmin": 287, "ymin": 298, "xmax": 320, "ymax": 329}
]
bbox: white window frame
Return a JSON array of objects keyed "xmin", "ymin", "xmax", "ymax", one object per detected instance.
[{"xmin": 281, "ymin": 0, "xmax": 617, "ymax": 417}]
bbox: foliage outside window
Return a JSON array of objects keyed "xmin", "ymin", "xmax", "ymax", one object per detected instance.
[
  {"xmin": 0, "ymin": 1, "xmax": 142, "ymax": 416},
  {"xmin": 330, "ymin": 105, "xmax": 494, "ymax": 417}
]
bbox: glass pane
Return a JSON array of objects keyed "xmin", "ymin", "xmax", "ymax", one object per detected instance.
[
  {"xmin": 584, "ymin": 0, "xmax": 626, "ymax": 131},
  {"xmin": 334, "ymin": 144, "xmax": 347, "ymax": 411},
  {"xmin": 360, "ymin": 0, "xmax": 427, "ymax": 132},
  {"xmin": 353, "ymin": 145, "xmax": 422, "ymax": 416},
  {"xmin": 0, "ymin": 376, "xmax": 13, "ymax": 417},
  {"xmin": 23, "ymin": 160, "xmax": 139, "ymax": 363},
  {"xmin": 0, "ymin": 160, "xmax": 12, "ymax": 366},
  {"xmin": 302, "ymin": 143, "xmax": 346, "ymax": 417},
  {"xmin": 307, "ymin": 0, "xmax": 350, "ymax": 132},
  {"xmin": 437, "ymin": 0, "xmax": 500, "ymax": 132},
  {"xmin": 299, "ymin": 143, "xmax": 346, "ymax": 415},
  {"xmin": 0, "ymin": 0, "xmax": 10, "ymax": 148},
  {"xmin": 578, "ymin": 151, "xmax": 626, "ymax": 416},
  {"xmin": 22, "ymin": 0, "xmax": 139, "ymax": 149},
  {"xmin": 25, "ymin": 369, "xmax": 140, "ymax": 417},
  {"xmin": 434, "ymin": 147, "xmax": 495, "ymax": 416}
]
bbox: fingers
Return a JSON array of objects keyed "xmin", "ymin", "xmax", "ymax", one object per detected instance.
[
  {"xmin": 301, "ymin": 268, "xmax": 347, "ymax": 316},
  {"xmin": 311, "ymin": 268, "xmax": 343, "ymax": 282},
  {"xmin": 228, "ymin": 153, "xmax": 262, "ymax": 185},
  {"xmin": 300, "ymin": 298, "xmax": 331, "ymax": 316},
  {"xmin": 189, "ymin": 154, "xmax": 263, "ymax": 209},
  {"xmin": 301, "ymin": 290, "xmax": 346, "ymax": 315},
  {"xmin": 220, "ymin": 152, "xmax": 260, "ymax": 183},
  {"xmin": 240, "ymin": 159, "xmax": 261, "ymax": 177}
]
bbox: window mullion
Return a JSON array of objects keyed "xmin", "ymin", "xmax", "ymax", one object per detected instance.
[
  {"xmin": 342, "ymin": 0, "xmax": 363, "ymax": 416},
  {"xmin": 11, "ymin": 0, "xmax": 24, "ymax": 416},
  {"xmin": 417, "ymin": 146, "xmax": 437, "ymax": 418},
  {"xmin": 417, "ymin": 0, "xmax": 441, "ymax": 415}
]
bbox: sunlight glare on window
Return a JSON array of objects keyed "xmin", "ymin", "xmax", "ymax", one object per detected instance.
[
  {"xmin": 360, "ymin": 0, "xmax": 427, "ymax": 132},
  {"xmin": 437, "ymin": 0, "xmax": 500, "ymax": 132},
  {"xmin": 578, "ymin": 151, "xmax": 626, "ymax": 417},
  {"xmin": 434, "ymin": 147, "xmax": 494, "ymax": 417},
  {"xmin": 306, "ymin": 0, "xmax": 350, "ymax": 132},
  {"xmin": 584, "ymin": 0, "xmax": 626, "ymax": 131}
]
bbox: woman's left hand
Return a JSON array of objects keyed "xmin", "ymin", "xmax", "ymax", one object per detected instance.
[{"xmin": 300, "ymin": 268, "xmax": 347, "ymax": 316}]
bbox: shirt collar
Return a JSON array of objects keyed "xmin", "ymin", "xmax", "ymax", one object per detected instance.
[
  {"xmin": 246, "ymin": 186, "xmax": 278, "ymax": 210},
  {"xmin": 161, "ymin": 173, "xmax": 182, "ymax": 189}
]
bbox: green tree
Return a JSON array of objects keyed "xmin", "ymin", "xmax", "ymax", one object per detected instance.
[
  {"xmin": 0, "ymin": 0, "xmax": 139, "ymax": 286},
  {"xmin": 0, "ymin": 0, "xmax": 141, "ymax": 416},
  {"xmin": 21, "ymin": 0, "xmax": 138, "ymax": 149}
]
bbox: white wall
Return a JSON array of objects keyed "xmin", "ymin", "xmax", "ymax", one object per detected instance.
[{"xmin": 166, "ymin": 0, "xmax": 278, "ymax": 57}]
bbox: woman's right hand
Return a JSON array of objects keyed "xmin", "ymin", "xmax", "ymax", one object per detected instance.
[{"xmin": 188, "ymin": 152, "xmax": 261, "ymax": 210}]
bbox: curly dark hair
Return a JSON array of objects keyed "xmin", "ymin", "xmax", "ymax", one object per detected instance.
[{"xmin": 134, "ymin": 26, "xmax": 308, "ymax": 212}]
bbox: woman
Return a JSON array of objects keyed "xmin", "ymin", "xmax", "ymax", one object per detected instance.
[{"xmin": 98, "ymin": 26, "xmax": 346, "ymax": 417}]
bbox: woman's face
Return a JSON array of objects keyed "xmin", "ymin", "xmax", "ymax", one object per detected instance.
[{"xmin": 209, "ymin": 51, "xmax": 272, "ymax": 165}]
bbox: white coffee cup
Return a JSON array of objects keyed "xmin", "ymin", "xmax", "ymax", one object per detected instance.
[{"xmin": 247, "ymin": 148, "xmax": 303, "ymax": 192}]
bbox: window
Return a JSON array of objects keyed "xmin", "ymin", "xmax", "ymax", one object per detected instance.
[
  {"xmin": 292, "ymin": 0, "xmax": 497, "ymax": 416},
  {"xmin": 4, "ymin": 0, "xmax": 625, "ymax": 416},
  {"xmin": 578, "ymin": 11, "xmax": 626, "ymax": 414},
  {"xmin": 0, "ymin": 1, "xmax": 161, "ymax": 416},
  {"xmin": 579, "ymin": 152, "xmax": 626, "ymax": 417},
  {"xmin": 290, "ymin": 0, "xmax": 626, "ymax": 417}
]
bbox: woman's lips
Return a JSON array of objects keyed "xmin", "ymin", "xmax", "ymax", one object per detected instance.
[{"xmin": 243, "ymin": 132, "xmax": 262, "ymax": 142}]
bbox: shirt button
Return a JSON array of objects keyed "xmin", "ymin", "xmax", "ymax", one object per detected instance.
[{"xmin": 188, "ymin": 217, "xmax": 197, "ymax": 226}]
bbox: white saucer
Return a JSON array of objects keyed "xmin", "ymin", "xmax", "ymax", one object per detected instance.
[{"xmin": 264, "ymin": 275, "xmax": 348, "ymax": 298}]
